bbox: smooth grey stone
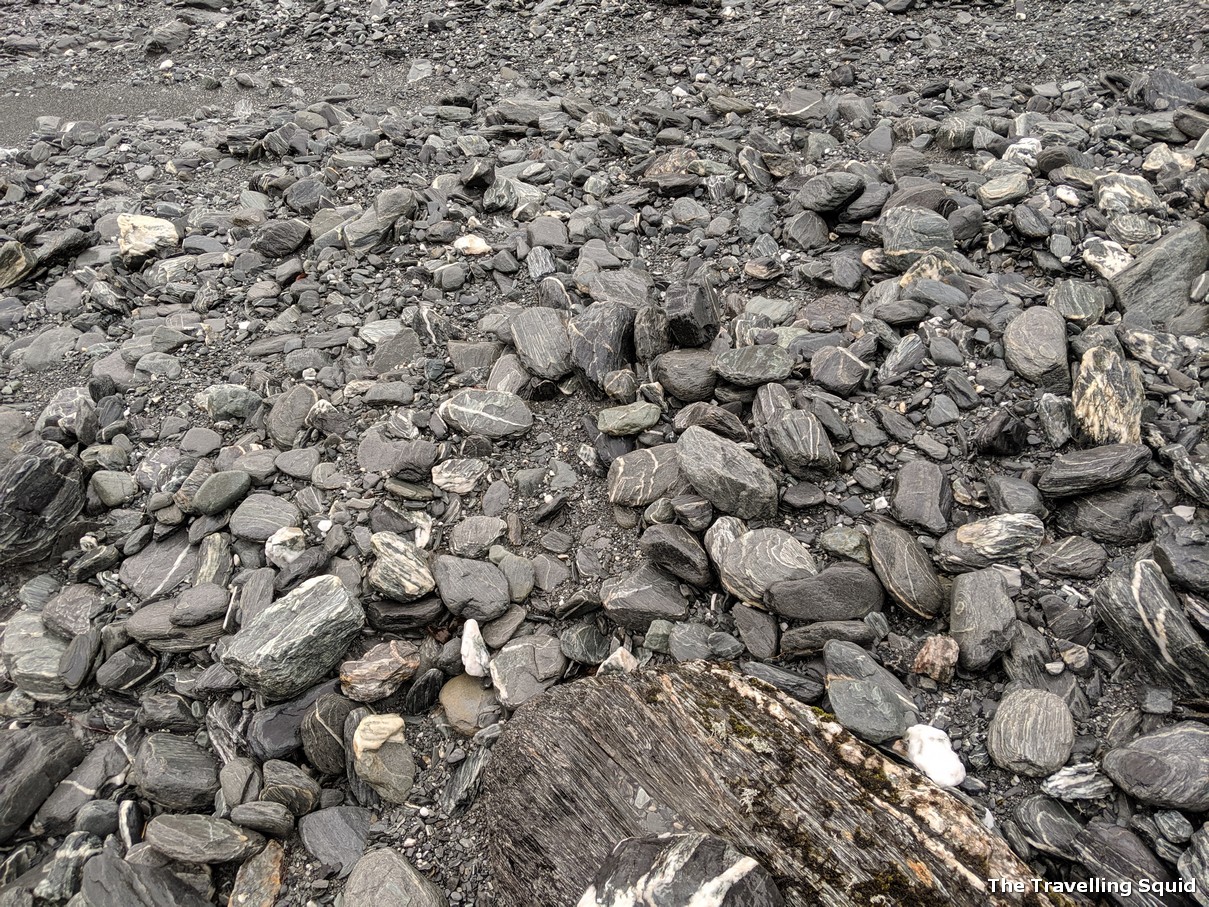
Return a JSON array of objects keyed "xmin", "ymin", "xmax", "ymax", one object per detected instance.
[
  {"xmin": 597, "ymin": 401, "xmax": 661, "ymax": 436},
  {"xmin": 560, "ymin": 623, "xmax": 613, "ymax": 666},
  {"xmin": 1070, "ymin": 821, "xmax": 1186, "ymax": 907},
  {"xmin": 1103, "ymin": 723, "xmax": 1209, "ymax": 812},
  {"xmin": 1002, "ymin": 623, "xmax": 1090, "ymax": 720},
  {"xmin": 676, "ymin": 426, "xmax": 777, "ymax": 520},
  {"xmin": 1094, "ymin": 559, "xmax": 1209, "ymax": 698},
  {"xmin": 302, "ymin": 693, "xmax": 355, "ymax": 775},
  {"xmin": 2, "ymin": 610, "xmax": 70, "ymax": 700},
  {"xmin": 0, "ymin": 441, "xmax": 85, "ymax": 566},
  {"xmin": 32, "ymin": 741, "xmax": 126, "ymax": 836},
  {"xmin": 298, "ymin": 806, "xmax": 372, "ymax": 877},
  {"xmin": 1013, "ymin": 795, "xmax": 1082, "ymax": 860},
  {"xmin": 1037, "ymin": 443, "xmax": 1150, "ymax": 498},
  {"xmin": 766, "ymin": 410, "xmax": 838, "ymax": 477},
  {"xmin": 1154, "ymin": 523, "xmax": 1209, "ymax": 596},
  {"xmin": 949, "ymin": 569, "xmax": 1017, "ymax": 671},
  {"xmin": 810, "ymin": 345, "xmax": 869, "ymax": 396},
  {"xmin": 229, "ymin": 493, "xmax": 301, "ymax": 542},
  {"xmin": 0, "ymin": 726, "xmax": 86, "ymax": 843},
  {"xmin": 766, "ymin": 564, "xmax": 883, "ymax": 622},
  {"xmin": 933, "ymin": 514, "xmax": 1046, "ymax": 572},
  {"xmin": 1109, "ymin": 222, "xmax": 1207, "ymax": 323},
  {"xmin": 145, "ymin": 814, "xmax": 265, "ymax": 864},
  {"xmin": 432, "ymin": 556, "xmax": 510, "ymax": 621},
  {"xmin": 713, "ymin": 345, "xmax": 793, "ymax": 387},
  {"xmin": 880, "ymin": 206, "xmax": 954, "ymax": 270},
  {"xmin": 986, "ymin": 688, "xmax": 1074, "ymax": 777},
  {"xmin": 369, "ymin": 532, "xmax": 435, "ymax": 601},
  {"xmin": 890, "ymin": 461, "xmax": 952, "ymax": 536},
  {"xmin": 1047, "ymin": 279, "xmax": 1108, "ymax": 326},
  {"xmin": 606, "ymin": 444, "xmax": 682, "ymax": 507},
  {"xmin": 489, "ymin": 635, "xmax": 567, "ymax": 708},
  {"xmin": 652, "ymin": 349, "xmax": 717, "ymax": 402},
  {"xmin": 124, "ymin": 600, "xmax": 224, "ymax": 653},
  {"xmin": 345, "ymin": 848, "xmax": 448, "ymax": 907},
  {"xmin": 639, "ymin": 524, "xmax": 712, "ymax": 587},
  {"xmin": 868, "ymin": 522, "xmax": 946, "ymax": 619},
  {"xmin": 602, "ymin": 562, "xmax": 689, "ymax": 629},
  {"xmin": 77, "ymin": 850, "xmax": 212, "ymax": 907},
  {"xmin": 191, "ymin": 470, "xmax": 252, "ymax": 515},
  {"xmin": 261, "ymin": 759, "xmax": 321, "ymax": 816},
  {"xmin": 438, "ymin": 389, "xmax": 533, "ymax": 439},
  {"xmin": 985, "ymin": 476, "xmax": 1046, "ymax": 519},
  {"xmin": 1003, "ymin": 306, "xmax": 1069, "ymax": 391},
  {"xmin": 720, "ymin": 528, "xmax": 817, "ymax": 603},
  {"xmin": 266, "ymin": 385, "xmax": 319, "ymax": 450},
  {"xmin": 42, "ymin": 583, "xmax": 107, "ymax": 638},
  {"xmin": 511, "ymin": 307, "xmax": 573, "ymax": 379},
  {"xmin": 823, "ymin": 639, "xmax": 918, "ymax": 744},
  {"xmin": 220, "ymin": 575, "xmax": 365, "ymax": 700},
  {"xmin": 229, "ymin": 801, "xmax": 295, "ymax": 838},
  {"xmin": 129, "ymin": 733, "xmax": 219, "ymax": 811},
  {"xmin": 170, "ymin": 583, "xmax": 228, "ymax": 628}
]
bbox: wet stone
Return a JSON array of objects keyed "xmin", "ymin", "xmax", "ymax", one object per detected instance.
[
  {"xmin": 129, "ymin": 733, "xmax": 219, "ymax": 811},
  {"xmin": 934, "ymin": 514, "xmax": 1046, "ymax": 572},
  {"xmin": 602, "ymin": 563, "xmax": 689, "ymax": 630},
  {"xmin": 890, "ymin": 461, "xmax": 952, "ymax": 536},
  {"xmin": 439, "ymin": 389, "xmax": 533, "ymax": 440},
  {"xmin": 720, "ymin": 528, "xmax": 817, "ymax": 603}
]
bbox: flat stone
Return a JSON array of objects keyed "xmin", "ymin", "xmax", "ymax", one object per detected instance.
[
  {"xmin": 766, "ymin": 564, "xmax": 883, "ymax": 622},
  {"xmin": 1003, "ymin": 307, "xmax": 1069, "ymax": 391},
  {"xmin": 439, "ymin": 389, "xmax": 533, "ymax": 440},
  {"xmin": 1103, "ymin": 722, "xmax": 1209, "ymax": 812},
  {"xmin": 511, "ymin": 307, "xmax": 573, "ymax": 379},
  {"xmin": 298, "ymin": 806, "xmax": 371, "ymax": 878},
  {"xmin": 890, "ymin": 461, "xmax": 952, "ymax": 536},
  {"xmin": 766, "ymin": 410, "xmax": 838, "ymax": 477},
  {"xmin": 368, "ymin": 532, "xmax": 435, "ymax": 601},
  {"xmin": 0, "ymin": 441, "xmax": 85, "ymax": 566},
  {"xmin": 606, "ymin": 444, "xmax": 682, "ymax": 507},
  {"xmin": 602, "ymin": 562, "xmax": 689, "ymax": 629},
  {"xmin": 714, "ymin": 345, "xmax": 794, "ymax": 387},
  {"xmin": 869, "ymin": 522, "xmax": 946, "ymax": 619},
  {"xmin": 0, "ymin": 726, "xmax": 85, "ymax": 843},
  {"xmin": 351, "ymin": 714, "xmax": 415, "ymax": 804},
  {"xmin": 1071, "ymin": 346, "xmax": 1144, "ymax": 445},
  {"xmin": 1038, "ymin": 444, "xmax": 1150, "ymax": 498},
  {"xmin": 340, "ymin": 639, "xmax": 420, "ymax": 702},
  {"xmin": 934, "ymin": 514, "xmax": 1046, "ymax": 572},
  {"xmin": 130, "ymin": 733, "xmax": 219, "ymax": 810},
  {"xmin": 145, "ymin": 814, "xmax": 265, "ymax": 864},
  {"xmin": 677, "ymin": 426, "xmax": 777, "ymax": 520},
  {"xmin": 986, "ymin": 688, "xmax": 1074, "ymax": 777},
  {"xmin": 949, "ymin": 569, "xmax": 1017, "ymax": 671},
  {"xmin": 1109, "ymin": 223, "xmax": 1208, "ymax": 323},
  {"xmin": 719, "ymin": 528, "xmax": 817, "ymax": 603},
  {"xmin": 432, "ymin": 556, "xmax": 510, "ymax": 621},
  {"xmin": 489, "ymin": 635, "xmax": 568, "ymax": 708},
  {"xmin": 345, "ymin": 849, "xmax": 448, "ymax": 907},
  {"xmin": 824, "ymin": 639, "xmax": 918, "ymax": 744},
  {"xmin": 639, "ymin": 524, "xmax": 712, "ymax": 587},
  {"xmin": 230, "ymin": 494, "xmax": 301, "ymax": 542}
]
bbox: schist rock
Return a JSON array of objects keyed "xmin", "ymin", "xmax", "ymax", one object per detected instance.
[
  {"xmin": 0, "ymin": 441, "xmax": 85, "ymax": 565},
  {"xmin": 1108, "ymin": 222, "xmax": 1208, "ymax": 324},
  {"xmin": 766, "ymin": 564, "xmax": 883, "ymax": 622},
  {"xmin": 1037, "ymin": 444, "xmax": 1150, "ymax": 498},
  {"xmin": 823, "ymin": 639, "xmax": 919, "ymax": 744},
  {"xmin": 1102, "ymin": 723, "xmax": 1209, "ymax": 812},
  {"xmin": 868, "ymin": 522, "xmax": 946, "ymax": 619},
  {"xmin": 0, "ymin": 726, "xmax": 85, "ymax": 843},
  {"xmin": 949, "ymin": 569, "xmax": 1017, "ymax": 671},
  {"xmin": 986, "ymin": 689, "xmax": 1074, "ymax": 777},
  {"xmin": 438, "ymin": 389, "xmax": 533, "ymax": 439},
  {"xmin": 606, "ymin": 444, "xmax": 682, "ymax": 507},
  {"xmin": 676, "ymin": 426, "xmax": 778, "ymax": 520},
  {"xmin": 477, "ymin": 663, "xmax": 1047, "ymax": 907},
  {"xmin": 889, "ymin": 460, "xmax": 952, "ymax": 536}
]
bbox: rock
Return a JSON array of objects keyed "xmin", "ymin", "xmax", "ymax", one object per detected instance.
[
  {"xmin": 986, "ymin": 688, "xmax": 1074, "ymax": 777},
  {"xmin": 766, "ymin": 410, "xmax": 838, "ymax": 476},
  {"xmin": 579, "ymin": 833, "xmax": 784, "ymax": 907},
  {"xmin": 432, "ymin": 555, "xmax": 510, "ymax": 621},
  {"xmin": 949, "ymin": 569, "xmax": 1016, "ymax": 670},
  {"xmin": 1178, "ymin": 824, "xmax": 1209, "ymax": 907},
  {"xmin": 0, "ymin": 240, "xmax": 38, "ymax": 289},
  {"xmin": 889, "ymin": 461, "xmax": 952, "ymax": 536},
  {"xmin": 824, "ymin": 639, "xmax": 918, "ymax": 744},
  {"xmin": 476, "ymin": 662, "xmax": 1040, "ymax": 907},
  {"xmin": 220, "ymin": 575, "xmax": 365, "ymax": 700},
  {"xmin": 912, "ymin": 636, "xmax": 960, "ymax": 684},
  {"xmin": 129, "ymin": 733, "xmax": 219, "ymax": 810},
  {"xmin": 934, "ymin": 514, "xmax": 1046, "ymax": 572},
  {"xmin": 340, "ymin": 640, "xmax": 420, "ymax": 701},
  {"xmin": 298, "ymin": 806, "xmax": 371, "ymax": 878},
  {"xmin": 230, "ymin": 493, "xmax": 301, "ymax": 542},
  {"xmin": 116, "ymin": 214, "xmax": 180, "ymax": 262},
  {"xmin": 606, "ymin": 444, "xmax": 682, "ymax": 507},
  {"xmin": 1069, "ymin": 821, "xmax": 1186, "ymax": 907},
  {"xmin": 145, "ymin": 814, "xmax": 265, "ymax": 864},
  {"xmin": 351, "ymin": 714, "xmax": 415, "ymax": 804},
  {"xmin": 602, "ymin": 563, "xmax": 689, "ymax": 629},
  {"xmin": 1040, "ymin": 764, "xmax": 1113, "ymax": 801},
  {"xmin": 461, "ymin": 619, "xmax": 491, "ymax": 676},
  {"xmin": 439, "ymin": 389, "xmax": 533, "ymax": 439},
  {"xmin": 119, "ymin": 532, "xmax": 197, "ymax": 601},
  {"xmin": 228, "ymin": 840, "xmax": 285, "ymax": 907},
  {"xmin": 1093, "ymin": 560, "xmax": 1209, "ymax": 697},
  {"xmin": 568, "ymin": 302, "xmax": 636, "ymax": 395},
  {"xmin": 720, "ymin": 528, "xmax": 817, "ymax": 603},
  {"xmin": 714, "ymin": 345, "xmax": 794, "ymax": 387},
  {"xmin": 900, "ymin": 725, "xmax": 965, "ymax": 788},
  {"xmin": 1071, "ymin": 346, "xmax": 1144, "ymax": 445},
  {"xmin": 676, "ymin": 426, "xmax": 777, "ymax": 520},
  {"xmin": 1154, "ymin": 522, "xmax": 1209, "ymax": 596},
  {"xmin": 191, "ymin": 470, "xmax": 252, "ymax": 515},
  {"xmin": 664, "ymin": 280, "xmax": 720, "ymax": 347},
  {"xmin": 511, "ymin": 307, "xmax": 572, "ymax": 379},
  {"xmin": 261, "ymin": 759, "xmax": 320, "ymax": 816},
  {"xmin": 489, "ymin": 635, "xmax": 568, "ymax": 708},
  {"xmin": 368, "ymin": 532, "xmax": 435, "ymax": 601},
  {"xmin": 880, "ymin": 206, "xmax": 954, "ymax": 270},
  {"xmin": 345, "ymin": 849, "xmax": 448, "ymax": 907},
  {"xmin": 868, "ymin": 522, "xmax": 946, "ymax": 619},
  {"xmin": 2, "ymin": 610, "xmax": 70, "ymax": 700},
  {"xmin": 810, "ymin": 345, "xmax": 868, "ymax": 396},
  {"xmin": 1003, "ymin": 307, "xmax": 1069, "ymax": 391},
  {"xmin": 301, "ymin": 693, "xmax": 354, "ymax": 775},
  {"xmin": 0, "ymin": 726, "xmax": 85, "ymax": 843},
  {"xmin": 766, "ymin": 564, "xmax": 882, "ymax": 621},
  {"xmin": 0, "ymin": 441, "xmax": 85, "ymax": 565},
  {"xmin": 1057, "ymin": 488, "xmax": 1159, "ymax": 545},
  {"xmin": 654, "ymin": 349, "xmax": 717, "ymax": 403},
  {"xmin": 76, "ymin": 850, "xmax": 212, "ymax": 907},
  {"xmin": 1032, "ymin": 536, "xmax": 1108, "ymax": 579},
  {"xmin": 639, "ymin": 524, "xmax": 712, "ymax": 587},
  {"xmin": 1037, "ymin": 443, "xmax": 1150, "ymax": 498},
  {"xmin": 1109, "ymin": 223, "xmax": 1208, "ymax": 323},
  {"xmin": 597, "ymin": 401, "xmax": 661, "ymax": 436},
  {"xmin": 439, "ymin": 673, "xmax": 501, "ymax": 736}
]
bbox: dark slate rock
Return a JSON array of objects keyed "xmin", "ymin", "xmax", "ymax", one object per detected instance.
[
  {"xmin": 823, "ymin": 639, "xmax": 918, "ymax": 744},
  {"xmin": 1013, "ymin": 795, "xmax": 1082, "ymax": 860},
  {"xmin": 889, "ymin": 461, "xmax": 952, "ymax": 536},
  {"xmin": 252, "ymin": 219, "xmax": 309, "ymax": 257},
  {"xmin": 0, "ymin": 726, "xmax": 85, "ymax": 843},
  {"xmin": 302, "ymin": 692, "xmax": 355, "ymax": 775},
  {"xmin": 1154, "ymin": 522, "xmax": 1209, "ymax": 596},
  {"xmin": 229, "ymin": 801, "xmax": 295, "ymax": 838},
  {"xmin": 368, "ymin": 532, "xmax": 436, "ymax": 601},
  {"xmin": 432, "ymin": 556, "xmax": 510, "ymax": 621},
  {"xmin": 880, "ymin": 206, "xmax": 954, "ymax": 270},
  {"xmin": 868, "ymin": 522, "xmax": 946, "ymax": 619},
  {"xmin": 568, "ymin": 302, "xmax": 636, "ymax": 396},
  {"xmin": 602, "ymin": 563, "xmax": 689, "ymax": 629},
  {"xmin": 1037, "ymin": 443, "xmax": 1151, "ymax": 498},
  {"xmin": 0, "ymin": 441, "xmax": 85, "ymax": 565},
  {"xmin": 220, "ymin": 575, "xmax": 365, "ymax": 700},
  {"xmin": 192, "ymin": 470, "xmax": 252, "ymax": 515},
  {"xmin": 298, "ymin": 806, "xmax": 371, "ymax": 878},
  {"xmin": 713, "ymin": 345, "xmax": 793, "ymax": 387},
  {"xmin": 1070, "ymin": 821, "xmax": 1191, "ymax": 907},
  {"xmin": 652, "ymin": 349, "xmax": 717, "ymax": 402},
  {"xmin": 933, "ymin": 514, "xmax": 1046, "ymax": 572},
  {"xmin": 265, "ymin": 384, "xmax": 319, "ymax": 450},
  {"xmin": 1109, "ymin": 223, "xmax": 1208, "ymax": 324},
  {"xmin": 1093, "ymin": 559, "xmax": 1209, "ymax": 697},
  {"xmin": 766, "ymin": 564, "xmax": 883, "ymax": 622},
  {"xmin": 511, "ymin": 307, "xmax": 573, "ymax": 379},
  {"xmin": 76, "ymin": 850, "xmax": 212, "ymax": 907},
  {"xmin": 345, "ymin": 849, "xmax": 449, "ymax": 907},
  {"xmin": 1032, "ymin": 536, "xmax": 1108, "ymax": 580},
  {"xmin": 985, "ymin": 476, "xmax": 1046, "ymax": 519},
  {"xmin": 129, "ymin": 733, "xmax": 219, "ymax": 811},
  {"xmin": 145, "ymin": 814, "xmax": 265, "ymax": 864},
  {"xmin": 676, "ymin": 426, "xmax": 777, "ymax": 520},
  {"xmin": 638, "ymin": 524, "xmax": 712, "ymax": 587},
  {"xmin": 124, "ymin": 600, "xmax": 224, "ymax": 653},
  {"xmin": 246, "ymin": 681, "xmax": 339, "ymax": 763},
  {"xmin": 439, "ymin": 389, "xmax": 533, "ymax": 439},
  {"xmin": 1057, "ymin": 488, "xmax": 1159, "ymax": 545},
  {"xmin": 606, "ymin": 444, "xmax": 682, "ymax": 507},
  {"xmin": 31, "ymin": 741, "xmax": 126, "ymax": 836},
  {"xmin": 581, "ymin": 833, "xmax": 784, "ymax": 907},
  {"xmin": 719, "ymin": 528, "xmax": 817, "ymax": 603},
  {"xmin": 663, "ymin": 280, "xmax": 720, "ymax": 348},
  {"xmin": 1072, "ymin": 346, "xmax": 1144, "ymax": 445},
  {"xmin": 1003, "ymin": 306, "xmax": 1070, "ymax": 391},
  {"xmin": 766, "ymin": 410, "xmax": 838, "ymax": 477},
  {"xmin": 1103, "ymin": 723, "xmax": 1209, "ymax": 812},
  {"xmin": 986, "ymin": 688, "xmax": 1074, "ymax": 777},
  {"xmin": 809, "ymin": 345, "xmax": 868, "ymax": 396},
  {"xmin": 949, "ymin": 569, "xmax": 1016, "ymax": 671}
]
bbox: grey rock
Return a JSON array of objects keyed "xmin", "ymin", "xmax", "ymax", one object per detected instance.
[
  {"xmin": 220, "ymin": 575, "xmax": 365, "ymax": 700},
  {"xmin": 868, "ymin": 522, "xmax": 946, "ymax": 619},
  {"xmin": 568, "ymin": 302, "xmax": 635, "ymax": 396},
  {"xmin": 1103, "ymin": 723, "xmax": 1209, "ymax": 811},
  {"xmin": 1109, "ymin": 223, "xmax": 1208, "ymax": 323},
  {"xmin": 664, "ymin": 280, "xmax": 720, "ymax": 348},
  {"xmin": 0, "ymin": 441, "xmax": 85, "ymax": 566},
  {"xmin": 0, "ymin": 726, "xmax": 85, "ymax": 843},
  {"xmin": 602, "ymin": 563, "xmax": 689, "ymax": 629},
  {"xmin": 986, "ymin": 688, "xmax": 1074, "ymax": 777},
  {"xmin": 2, "ymin": 611, "xmax": 70, "ymax": 700},
  {"xmin": 720, "ymin": 528, "xmax": 817, "ymax": 603},
  {"xmin": 767, "ymin": 564, "xmax": 883, "ymax": 622},
  {"xmin": 1093, "ymin": 559, "xmax": 1209, "ymax": 697},
  {"xmin": 823, "ymin": 639, "xmax": 918, "ymax": 744},
  {"xmin": 1038, "ymin": 443, "xmax": 1150, "ymax": 498},
  {"xmin": 677, "ymin": 426, "xmax": 777, "ymax": 520},
  {"xmin": 810, "ymin": 345, "xmax": 868, "ymax": 396},
  {"xmin": 949, "ymin": 569, "xmax": 1016, "ymax": 671},
  {"xmin": 298, "ymin": 806, "xmax": 371, "ymax": 877},
  {"xmin": 766, "ymin": 410, "xmax": 838, "ymax": 477},
  {"xmin": 351, "ymin": 714, "xmax": 415, "ymax": 804},
  {"xmin": 230, "ymin": 493, "xmax": 301, "ymax": 542},
  {"xmin": 890, "ymin": 461, "xmax": 952, "ymax": 536},
  {"xmin": 1032, "ymin": 536, "xmax": 1108, "ymax": 579},
  {"xmin": 266, "ymin": 385, "xmax": 319, "ymax": 450},
  {"xmin": 1071, "ymin": 346, "xmax": 1144, "ymax": 445},
  {"xmin": 191, "ymin": 470, "xmax": 252, "ymax": 515},
  {"xmin": 653, "ymin": 349, "xmax": 717, "ymax": 402},
  {"xmin": 489, "ymin": 635, "xmax": 568, "ymax": 708},
  {"xmin": 130, "ymin": 733, "xmax": 219, "ymax": 810},
  {"xmin": 714, "ymin": 345, "xmax": 793, "ymax": 387},
  {"xmin": 1070, "ymin": 821, "xmax": 1188, "ymax": 907},
  {"xmin": 369, "ymin": 532, "xmax": 435, "ymax": 601},
  {"xmin": 77, "ymin": 850, "xmax": 212, "ymax": 907},
  {"xmin": 439, "ymin": 389, "xmax": 533, "ymax": 439},
  {"xmin": 933, "ymin": 514, "xmax": 1046, "ymax": 572},
  {"xmin": 145, "ymin": 814, "xmax": 265, "ymax": 864},
  {"xmin": 345, "ymin": 849, "xmax": 448, "ymax": 907},
  {"xmin": 0, "ymin": 240, "xmax": 38, "ymax": 289},
  {"xmin": 606, "ymin": 444, "xmax": 682, "ymax": 507},
  {"xmin": 597, "ymin": 401, "xmax": 661, "ymax": 436},
  {"xmin": 511, "ymin": 307, "xmax": 573, "ymax": 379},
  {"xmin": 639, "ymin": 524, "xmax": 712, "ymax": 587},
  {"xmin": 880, "ymin": 206, "xmax": 955, "ymax": 270},
  {"xmin": 1003, "ymin": 307, "xmax": 1069, "ymax": 391},
  {"xmin": 302, "ymin": 693, "xmax": 354, "ymax": 775},
  {"xmin": 433, "ymin": 556, "xmax": 510, "ymax": 621}
]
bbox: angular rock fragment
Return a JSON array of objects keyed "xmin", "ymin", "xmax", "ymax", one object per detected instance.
[
  {"xmin": 0, "ymin": 441, "xmax": 85, "ymax": 566},
  {"xmin": 1102, "ymin": 723, "xmax": 1209, "ymax": 812},
  {"xmin": 676, "ymin": 426, "xmax": 777, "ymax": 520},
  {"xmin": 1037, "ymin": 443, "xmax": 1150, "ymax": 498}
]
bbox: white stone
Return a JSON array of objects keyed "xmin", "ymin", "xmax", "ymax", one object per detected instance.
[
  {"xmin": 116, "ymin": 214, "xmax": 180, "ymax": 260},
  {"xmin": 461, "ymin": 619, "xmax": 491, "ymax": 677},
  {"xmin": 597, "ymin": 647, "xmax": 638, "ymax": 675},
  {"xmin": 454, "ymin": 235, "xmax": 492, "ymax": 256},
  {"xmin": 901, "ymin": 724, "xmax": 966, "ymax": 788},
  {"xmin": 265, "ymin": 526, "xmax": 307, "ymax": 567}
]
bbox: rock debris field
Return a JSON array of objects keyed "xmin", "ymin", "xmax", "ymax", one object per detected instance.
[{"xmin": 1, "ymin": 0, "xmax": 1209, "ymax": 903}]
